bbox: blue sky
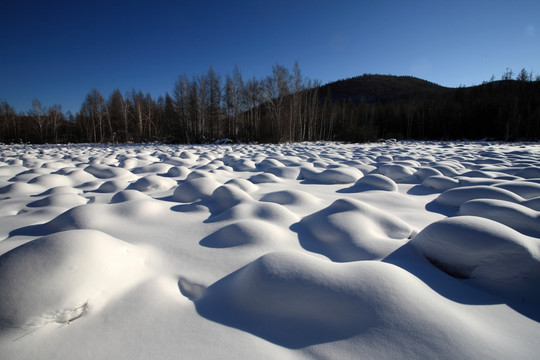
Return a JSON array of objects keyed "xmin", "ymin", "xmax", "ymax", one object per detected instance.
[{"xmin": 1, "ymin": 0, "xmax": 539, "ymax": 114}]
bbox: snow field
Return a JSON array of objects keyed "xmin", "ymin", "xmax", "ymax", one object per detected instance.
[{"xmin": 0, "ymin": 141, "xmax": 539, "ymax": 359}]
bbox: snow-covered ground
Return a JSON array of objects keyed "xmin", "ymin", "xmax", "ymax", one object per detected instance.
[{"xmin": 1, "ymin": 141, "xmax": 539, "ymax": 359}]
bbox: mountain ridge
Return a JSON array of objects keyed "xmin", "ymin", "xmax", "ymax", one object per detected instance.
[
  {"xmin": 320, "ymin": 74, "xmax": 450, "ymax": 104},
  {"xmin": 318, "ymin": 74, "xmax": 540, "ymax": 106}
]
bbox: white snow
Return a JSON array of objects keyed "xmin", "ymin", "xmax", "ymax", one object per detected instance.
[{"xmin": 0, "ymin": 141, "xmax": 539, "ymax": 359}]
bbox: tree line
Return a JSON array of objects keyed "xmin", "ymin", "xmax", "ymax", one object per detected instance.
[
  {"xmin": 1, "ymin": 63, "xmax": 323, "ymax": 144},
  {"xmin": 1, "ymin": 65, "xmax": 539, "ymax": 144}
]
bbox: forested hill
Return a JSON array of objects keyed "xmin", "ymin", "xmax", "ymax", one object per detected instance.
[
  {"xmin": 319, "ymin": 74, "xmax": 450, "ymax": 104},
  {"xmin": 1, "ymin": 65, "xmax": 540, "ymax": 144},
  {"xmin": 313, "ymin": 75, "xmax": 540, "ymax": 141}
]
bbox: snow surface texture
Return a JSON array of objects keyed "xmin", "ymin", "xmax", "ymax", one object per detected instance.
[{"xmin": 0, "ymin": 141, "xmax": 539, "ymax": 359}]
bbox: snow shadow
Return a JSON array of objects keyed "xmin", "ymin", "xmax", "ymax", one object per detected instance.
[
  {"xmin": 424, "ymin": 199, "xmax": 459, "ymax": 217},
  {"xmin": 406, "ymin": 184, "xmax": 440, "ymax": 196},
  {"xmin": 382, "ymin": 244, "xmax": 500, "ymax": 305},
  {"xmin": 191, "ymin": 256, "xmax": 377, "ymax": 349},
  {"xmin": 383, "ymin": 242, "xmax": 540, "ymax": 323}
]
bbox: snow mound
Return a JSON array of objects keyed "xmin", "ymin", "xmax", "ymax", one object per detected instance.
[
  {"xmin": 458, "ymin": 199, "xmax": 540, "ymax": 237},
  {"xmin": 435, "ymin": 185, "xmax": 524, "ymax": 207},
  {"xmin": 224, "ymin": 178, "xmax": 259, "ymax": 193},
  {"xmin": 0, "ymin": 229, "xmax": 147, "ymax": 330},
  {"xmin": 207, "ymin": 185, "xmax": 253, "ymax": 214},
  {"xmin": 298, "ymin": 198, "xmax": 414, "ymax": 261},
  {"xmin": 226, "ymin": 158, "xmax": 256, "ymax": 171},
  {"xmin": 460, "ymin": 170, "xmax": 495, "ymax": 179},
  {"xmin": 128, "ymin": 174, "xmax": 177, "ymax": 192},
  {"xmin": 0, "ymin": 165, "xmax": 27, "ymax": 178},
  {"xmin": 264, "ymin": 166, "xmax": 301, "ymax": 179},
  {"xmin": 422, "ymin": 175, "xmax": 459, "ymax": 191},
  {"xmin": 493, "ymin": 181, "xmax": 540, "ymax": 199},
  {"xmin": 185, "ymin": 170, "xmax": 213, "ymax": 181},
  {"xmin": 172, "ymin": 177, "xmax": 221, "ymax": 202},
  {"xmin": 162, "ymin": 166, "xmax": 189, "ymax": 178},
  {"xmin": 118, "ymin": 157, "xmax": 139, "ymax": 169},
  {"xmin": 414, "ymin": 167, "xmax": 444, "ymax": 180},
  {"xmin": 51, "ymin": 166, "xmax": 79, "ymax": 175},
  {"xmin": 195, "ymin": 251, "xmax": 378, "ymax": 348},
  {"xmin": 75, "ymin": 180, "xmax": 102, "ymax": 191},
  {"xmin": 0, "ymin": 182, "xmax": 45, "ymax": 196},
  {"xmin": 411, "ymin": 216, "xmax": 540, "ymax": 293},
  {"xmin": 40, "ymin": 161, "xmax": 71, "ymax": 170},
  {"xmin": 259, "ymin": 189, "xmax": 322, "ymax": 207},
  {"xmin": 256, "ymin": 158, "xmax": 284, "ymax": 170},
  {"xmin": 27, "ymin": 200, "xmax": 166, "ymax": 235},
  {"xmin": 200, "ymin": 220, "xmax": 288, "ymax": 248},
  {"xmin": 60, "ymin": 169, "xmax": 97, "ymax": 186},
  {"xmin": 131, "ymin": 163, "xmax": 172, "ymax": 174},
  {"xmin": 348, "ymin": 174, "xmax": 398, "ymax": 192},
  {"xmin": 179, "ymin": 150, "xmax": 197, "ymax": 160},
  {"xmin": 195, "ymin": 250, "xmax": 511, "ymax": 353},
  {"xmin": 344, "ymin": 160, "xmax": 377, "ymax": 174},
  {"xmin": 27, "ymin": 193, "xmax": 88, "ymax": 208},
  {"xmin": 8, "ymin": 168, "xmax": 50, "ymax": 183},
  {"xmin": 376, "ymin": 154, "xmax": 393, "ymax": 162},
  {"xmin": 110, "ymin": 189, "xmax": 154, "ymax": 203},
  {"xmin": 377, "ymin": 164, "xmax": 415, "ymax": 182},
  {"xmin": 208, "ymin": 200, "xmax": 299, "ymax": 225},
  {"xmin": 27, "ymin": 174, "xmax": 73, "ymax": 188},
  {"xmin": 299, "ymin": 167, "xmax": 363, "ymax": 184},
  {"xmin": 94, "ymin": 179, "xmax": 129, "ymax": 193},
  {"xmin": 37, "ymin": 185, "xmax": 82, "ymax": 196},
  {"xmin": 432, "ymin": 164, "xmax": 461, "ymax": 177},
  {"xmin": 84, "ymin": 164, "xmax": 136, "ymax": 180},
  {"xmin": 457, "ymin": 177, "xmax": 503, "ymax": 186},
  {"xmin": 248, "ymin": 173, "xmax": 282, "ymax": 184},
  {"xmin": 162, "ymin": 157, "xmax": 194, "ymax": 167}
]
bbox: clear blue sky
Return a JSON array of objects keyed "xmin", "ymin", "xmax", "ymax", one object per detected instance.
[{"xmin": 1, "ymin": 0, "xmax": 539, "ymax": 114}]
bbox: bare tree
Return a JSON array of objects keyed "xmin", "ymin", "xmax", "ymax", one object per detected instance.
[
  {"xmin": 162, "ymin": 93, "xmax": 177, "ymax": 141},
  {"xmin": 232, "ymin": 65, "xmax": 244, "ymax": 139},
  {"xmin": 244, "ymin": 76, "xmax": 263, "ymax": 141},
  {"xmin": 47, "ymin": 104, "xmax": 63, "ymax": 143},
  {"xmin": 194, "ymin": 74, "xmax": 207, "ymax": 139},
  {"xmin": 224, "ymin": 74, "xmax": 235, "ymax": 138},
  {"xmin": 223, "ymin": 65, "xmax": 245, "ymax": 139},
  {"xmin": 264, "ymin": 64, "xmax": 291, "ymax": 141},
  {"xmin": 130, "ymin": 90, "xmax": 145, "ymax": 141},
  {"xmin": 0, "ymin": 100, "xmax": 18, "ymax": 142},
  {"xmin": 290, "ymin": 61, "xmax": 304, "ymax": 141},
  {"xmin": 303, "ymin": 79, "xmax": 320, "ymax": 140},
  {"xmin": 108, "ymin": 89, "xmax": 131, "ymax": 142},
  {"xmin": 143, "ymin": 93, "xmax": 156, "ymax": 140},
  {"xmin": 173, "ymin": 74, "xmax": 192, "ymax": 142},
  {"xmin": 206, "ymin": 66, "xmax": 221, "ymax": 138},
  {"xmin": 30, "ymin": 99, "xmax": 47, "ymax": 142},
  {"xmin": 80, "ymin": 89, "xmax": 108, "ymax": 142}
]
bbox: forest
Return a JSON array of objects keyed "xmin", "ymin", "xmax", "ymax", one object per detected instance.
[{"xmin": 1, "ymin": 65, "xmax": 540, "ymax": 144}]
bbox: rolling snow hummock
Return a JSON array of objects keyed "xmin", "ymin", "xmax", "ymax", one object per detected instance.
[{"xmin": 0, "ymin": 141, "xmax": 539, "ymax": 359}]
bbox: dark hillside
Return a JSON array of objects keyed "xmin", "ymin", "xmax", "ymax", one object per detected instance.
[
  {"xmin": 443, "ymin": 80, "xmax": 540, "ymax": 140},
  {"xmin": 308, "ymin": 76, "xmax": 540, "ymax": 141},
  {"xmin": 320, "ymin": 74, "xmax": 450, "ymax": 104}
]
